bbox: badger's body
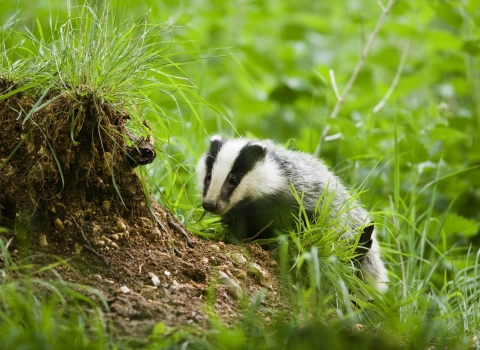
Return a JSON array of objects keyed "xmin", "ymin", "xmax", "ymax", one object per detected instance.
[{"xmin": 196, "ymin": 135, "xmax": 388, "ymax": 292}]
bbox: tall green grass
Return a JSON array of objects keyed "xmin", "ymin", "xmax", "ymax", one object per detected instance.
[
  {"xmin": 0, "ymin": 234, "xmax": 113, "ymax": 349},
  {"xmin": 0, "ymin": 0, "xmax": 210, "ymax": 209}
]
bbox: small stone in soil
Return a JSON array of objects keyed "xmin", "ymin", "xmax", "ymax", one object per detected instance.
[
  {"xmin": 39, "ymin": 234, "xmax": 48, "ymax": 247},
  {"xmin": 118, "ymin": 286, "xmax": 130, "ymax": 294},
  {"xmin": 149, "ymin": 272, "xmax": 160, "ymax": 286},
  {"xmin": 209, "ymin": 244, "xmax": 220, "ymax": 252},
  {"xmin": 54, "ymin": 218, "xmax": 64, "ymax": 231}
]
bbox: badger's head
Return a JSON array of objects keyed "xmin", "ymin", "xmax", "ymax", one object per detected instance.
[{"xmin": 196, "ymin": 135, "xmax": 284, "ymax": 216}]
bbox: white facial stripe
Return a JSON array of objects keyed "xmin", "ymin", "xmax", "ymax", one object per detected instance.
[
  {"xmin": 205, "ymin": 139, "xmax": 247, "ymax": 201},
  {"xmin": 222, "ymin": 156, "xmax": 286, "ymax": 214}
]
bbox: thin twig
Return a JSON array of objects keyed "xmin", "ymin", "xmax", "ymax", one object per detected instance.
[
  {"xmin": 167, "ymin": 216, "xmax": 195, "ymax": 248},
  {"xmin": 330, "ymin": 0, "xmax": 397, "ymax": 119},
  {"xmin": 373, "ymin": 41, "xmax": 410, "ymax": 113},
  {"xmin": 242, "ymin": 220, "xmax": 274, "ymax": 243},
  {"xmin": 70, "ymin": 216, "xmax": 111, "ymax": 268},
  {"xmin": 377, "ymin": 0, "xmax": 386, "ymax": 11},
  {"xmin": 314, "ymin": 0, "xmax": 397, "ymax": 158},
  {"xmin": 329, "ymin": 69, "xmax": 341, "ymax": 101},
  {"xmin": 324, "ymin": 132, "xmax": 342, "ymax": 142}
]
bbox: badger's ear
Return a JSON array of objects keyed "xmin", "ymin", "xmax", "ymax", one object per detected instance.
[
  {"xmin": 246, "ymin": 143, "xmax": 266, "ymax": 162},
  {"xmin": 209, "ymin": 134, "xmax": 223, "ymax": 151},
  {"xmin": 210, "ymin": 135, "xmax": 223, "ymax": 143},
  {"xmin": 207, "ymin": 135, "xmax": 224, "ymax": 159}
]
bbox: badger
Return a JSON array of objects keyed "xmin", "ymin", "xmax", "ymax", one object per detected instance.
[{"xmin": 196, "ymin": 135, "xmax": 388, "ymax": 293}]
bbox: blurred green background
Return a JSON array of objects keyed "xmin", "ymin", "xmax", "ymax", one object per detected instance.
[{"xmin": 2, "ymin": 0, "xmax": 479, "ymax": 250}]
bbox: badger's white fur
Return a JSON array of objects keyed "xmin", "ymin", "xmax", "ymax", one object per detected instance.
[{"xmin": 196, "ymin": 135, "xmax": 388, "ymax": 293}]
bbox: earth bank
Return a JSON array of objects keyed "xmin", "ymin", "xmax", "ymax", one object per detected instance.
[{"xmin": 0, "ymin": 84, "xmax": 282, "ymax": 339}]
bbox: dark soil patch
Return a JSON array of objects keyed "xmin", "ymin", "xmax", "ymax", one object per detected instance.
[{"xmin": 0, "ymin": 82, "xmax": 282, "ymax": 340}]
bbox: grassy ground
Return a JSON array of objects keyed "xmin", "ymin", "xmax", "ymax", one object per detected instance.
[{"xmin": 1, "ymin": 0, "xmax": 480, "ymax": 349}]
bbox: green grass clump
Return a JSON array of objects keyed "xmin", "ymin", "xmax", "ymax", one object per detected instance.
[
  {"xmin": 0, "ymin": 1, "xmax": 207, "ymax": 210},
  {"xmin": 0, "ymin": 236, "xmax": 112, "ymax": 349}
]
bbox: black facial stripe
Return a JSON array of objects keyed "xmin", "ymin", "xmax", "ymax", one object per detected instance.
[
  {"xmin": 203, "ymin": 138, "xmax": 224, "ymax": 196},
  {"xmin": 231, "ymin": 143, "xmax": 266, "ymax": 175},
  {"xmin": 219, "ymin": 143, "xmax": 266, "ymax": 201}
]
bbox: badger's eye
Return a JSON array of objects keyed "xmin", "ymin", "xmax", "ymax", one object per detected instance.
[
  {"xmin": 205, "ymin": 173, "xmax": 211, "ymax": 182},
  {"xmin": 229, "ymin": 176, "xmax": 238, "ymax": 186}
]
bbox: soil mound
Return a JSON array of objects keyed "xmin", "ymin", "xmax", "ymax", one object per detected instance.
[{"xmin": 0, "ymin": 83, "xmax": 280, "ymax": 339}]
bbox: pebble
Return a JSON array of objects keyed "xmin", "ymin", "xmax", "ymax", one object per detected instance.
[
  {"xmin": 116, "ymin": 218, "xmax": 126, "ymax": 232},
  {"xmin": 164, "ymin": 270, "xmax": 171, "ymax": 277},
  {"xmin": 218, "ymin": 271, "xmax": 242, "ymax": 300},
  {"xmin": 209, "ymin": 244, "xmax": 220, "ymax": 252},
  {"xmin": 54, "ymin": 218, "xmax": 64, "ymax": 231},
  {"xmin": 118, "ymin": 286, "xmax": 130, "ymax": 294},
  {"xmin": 93, "ymin": 274, "xmax": 102, "ymax": 281},
  {"xmin": 231, "ymin": 253, "xmax": 247, "ymax": 265},
  {"xmin": 39, "ymin": 234, "xmax": 48, "ymax": 247},
  {"xmin": 248, "ymin": 263, "xmax": 263, "ymax": 277},
  {"xmin": 102, "ymin": 200, "xmax": 111, "ymax": 211},
  {"xmin": 200, "ymin": 257, "xmax": 209, "ymax": 264},
  {"xmin": 111, "ymin": 233, "xmax": 120, "ymax": 241},
  {"xmin": 249, "ymin": 263, "xmax": 272, "ymax": 288},
  {"xmin": 101, "ymin": 235, "xmax": 112, "ymax": 244},
  {"xmin": 93, "ymin": 224, "xmax": 102, "ymax": 234},
  {"xmin": 145, "ymin": 227, "xmax": 161, "ymax": 242},
  {"xmin": 149, "ymin": 272, "xmax": 161, "ymax": 286},
  {"xmin": 169, "ymin": 279, "xmax": 180, "ymax": 293}
]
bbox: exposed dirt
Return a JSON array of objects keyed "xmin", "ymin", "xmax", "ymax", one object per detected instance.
[{"xmin": 0, "ymin": 81, "xmax": 282, "ymax": 341}]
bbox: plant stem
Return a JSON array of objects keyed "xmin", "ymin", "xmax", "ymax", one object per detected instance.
[
  {"xmin": 314, "ymin": 0, "xmax": 397, "ymax": 158},
  {"xmin": 330, "ymin": 0, "xmax": 397, "ymax": 119}
]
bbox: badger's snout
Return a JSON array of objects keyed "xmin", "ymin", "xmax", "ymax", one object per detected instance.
[{"xmin": 202, "ymin": 199, "xmax": 219, "ymax": 213}]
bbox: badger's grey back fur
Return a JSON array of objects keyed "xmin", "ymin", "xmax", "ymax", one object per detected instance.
[{"xmin": 196, "ymin": 135, "xmax": 388, "ymax": 293}]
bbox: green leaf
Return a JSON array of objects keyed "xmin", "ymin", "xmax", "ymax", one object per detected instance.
[
  {"xmin": 152, "ymin": 322, "xmax": 167, "ymax": 336},
  {"xmin": 462, "ymin": 38, "xmax": 480, "ymax": 55},
  {"xmin": 399, "ymin": 135, "xmax": 429, "ymax": 164},
  {"xmin": 443, "ymin": 213, "xmax": 480, "ymax": 238},
  {"xmin": 430, "ymin": 126, "xmax": 469, "ymax": 144}
]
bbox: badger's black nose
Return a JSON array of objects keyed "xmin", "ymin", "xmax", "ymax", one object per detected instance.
[{"xmin": 202, "ymin": 200, "xmax": 218, "ymax": 213}]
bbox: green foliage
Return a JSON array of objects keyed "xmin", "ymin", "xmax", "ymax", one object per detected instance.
[
  {"xmin": 1, "ymin": 0, "xmax": 480, "ymax": 349},
  {"xmin": 0, "ymin": 238, "xmax": 112, "ymax": 349}
]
